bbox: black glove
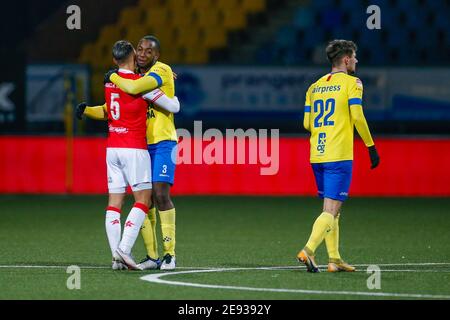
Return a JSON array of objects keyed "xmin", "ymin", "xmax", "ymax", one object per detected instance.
[
  {"xmin": 104, "ymin": 68, "xmax": 118, "ymax": 84},
  {"xmin": 75, "ymin": 102, "xmax": 87, "ymax": 120},
  {"xmin": 368, "ymin": 145, "xmax": 380, "ymax": 169}
]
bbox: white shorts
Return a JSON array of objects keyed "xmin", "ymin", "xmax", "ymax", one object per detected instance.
[{"xmin": 106, "ymin": 148, "xmax": 152, "ymax": 193}]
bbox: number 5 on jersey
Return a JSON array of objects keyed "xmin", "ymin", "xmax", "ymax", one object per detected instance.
[{"xmin": 111, "ymin": 93, "xmax": 121, "ymax": 120}]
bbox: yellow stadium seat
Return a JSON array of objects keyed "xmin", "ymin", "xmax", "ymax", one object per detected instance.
[
  {"xmin": 190, "ymin": 0, "xmax": 215, "ymax": 10},
  {"xmin": 150, "ymin": 27, "xmax": 176, "ymax": 47},
  {"xmin": 144, "ymin": 7, "xmax": 169, "ymax": 26},
  {"xmin": 167, "ymin": 7, "xmax": 195, "ymax": 27},
  {"xmin": 219, "ymin": 9, "xmax": 246, "ymax": 30},
  {"xmin": 172, "ymin": 26, "xmax": 200, "ymax": 47},
  {"xmin": 125, "ymin": 24, "xmax": 147, "ymax": 45},
  {"xmin": 96, "ymin": 41, "xmax": 114, "ymax": 68},
  {"xmin": 81, "ymin": 0, "xmax": 269, "ymax": 95},
  {"xmin": 160, "ymin": 46, "xmax": 177, "ymax": 64},
  {"xmin": 98, "ymin": 25, "xmax": 121, "ymax": 44},
  {"xmin": 166, "ymin": 0, "xmax": 191, "ymax": 10},
  {"xmin": 216, "ymin": 0, "xmax": 240, "ymax": 11},
  {"xmin": 183, "ymin": 46, "xmax": 208, "ymax": 64},
  {"xmin": 79, "ymin": 43, "xmax": 96, "ymax": 64},
  {"xmin": 118, "ymin": 6, "xmax": 145, "ymax": 28},
  {"xmin": 139, "ymin": 0, "xmax": 165, "ymax": 10},
  {"xmin": 242, "ymin": 0, "xmax": 265, "ymax": 12},
  {"xmin": 199, "ymin": 27, "xmax": 227, "ymax": 49},
  {"xmin": 193, "ymin": 8, "xmax": 220, "ymax": 28}
]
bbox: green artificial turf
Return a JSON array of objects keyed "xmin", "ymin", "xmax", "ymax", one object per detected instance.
[{"xmin": 0, "ymin": 195, "xmax": 449, "ymax": 300}]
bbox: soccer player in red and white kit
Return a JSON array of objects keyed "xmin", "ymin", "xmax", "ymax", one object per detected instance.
[{"xmin": 103, "ymin": 40, "xmax": 154, "ymax": 270}]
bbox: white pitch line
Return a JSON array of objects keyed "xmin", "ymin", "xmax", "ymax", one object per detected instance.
[
  {"xmin": 0, "ymin": 265, "xmax": 211, "ymax": 270},
  {"xmin": 353, "ymin": 262, "xmax": 450, "ymax": 267},
  {"xmin": 1, "ymin": 262, "xmax": 450, "ymax": 270},
  {"xmin": 0, "ymin": 265, "xmax": 109, "ymax": 269},
  {"xmin": 140, "ymin": 267, "xmax": 450, "ymax": 300}
]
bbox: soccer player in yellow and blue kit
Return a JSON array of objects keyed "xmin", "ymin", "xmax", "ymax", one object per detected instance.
[{"xmin": 297, "ymin": 40, "xmax": 380, "ymax": 273}]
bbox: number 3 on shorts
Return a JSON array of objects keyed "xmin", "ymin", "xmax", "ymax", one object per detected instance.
[{"xmin": 111, "ymin": 93, "xmax": 121, "ymax": 120}]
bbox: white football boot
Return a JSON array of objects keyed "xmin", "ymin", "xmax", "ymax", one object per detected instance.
[
  {"xmin": 137, "ymin": 256, "xmax": 161, "ymax": 270},
  {"xmin": 160, "ymin": 254, "xmax": 176, "ymax": 271},
  {"xmin": 112, "ymin": 252, "xmax": 128, "ymax": 270},
  {"xmin": 115, "ymin": 248, "xmax": 142, "ymax": 270},
  {"xmin": 112, "ymin": 259, "xmax": 127, "ymax": 270}
]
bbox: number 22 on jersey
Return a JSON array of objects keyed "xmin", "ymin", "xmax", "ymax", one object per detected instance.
[
  {"xmin": 313, "ymin": 98, "xmax": 335, "ymax": 128},
  {"xmin": 110, "ymin": 93, "xmax": 121, "ymax": 120}
]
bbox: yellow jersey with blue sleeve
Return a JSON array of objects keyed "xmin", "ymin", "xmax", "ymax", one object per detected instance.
[
  {"xmin": 304, "ymin": 71, "xmax": 374, "ymax": 164},
  {"xmin": 144, "ymin": 61, "xmax": 177, "ymax": 145},
  {"xmin": 110, "ymin": 61, "xmax": 177, "ymax": 145}
]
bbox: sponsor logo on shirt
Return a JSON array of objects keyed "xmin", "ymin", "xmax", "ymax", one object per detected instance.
[
  {"xmin": 109, "ymin": 125, "xmax": 129, "ymax": 134},
  {"xmin": 317, "ymin": 132, "xmax": 326, "ymax": 154}
]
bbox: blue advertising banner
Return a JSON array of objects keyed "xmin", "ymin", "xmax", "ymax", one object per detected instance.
[{"xmin": 174, "ymin": 66, "xmax": 450, "ymax": 120}]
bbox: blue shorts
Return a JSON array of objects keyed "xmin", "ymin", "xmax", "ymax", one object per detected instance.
[
  {"xmin": 311, "ymin": 160, "xmax": 353, "ymax": 202},
  {"xmin": 148, "ymin": 140, "xmax": 177, "ymax": 185}
]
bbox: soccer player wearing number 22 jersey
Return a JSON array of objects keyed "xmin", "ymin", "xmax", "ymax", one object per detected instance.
[{"xmin": 297, "ymin": 40, "xmax": 380, "ymax": 273}]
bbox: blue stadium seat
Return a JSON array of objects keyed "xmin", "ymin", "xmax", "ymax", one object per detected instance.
[
  {"xmin": 413, "ymin": 28, "xmax": 438, "ymax": 47},
  {"xmin": 435, "ymin": 11, "xmax": 450, "ymax": 29},
  {"xmin": 255, "ymin": 42, "xmax": 277, "ymax": 64},
  {"xmin": 339, "ymin": 0, "xmax": 365, "ymax": 11},
  {"xmin": 319, "ymin": 8, "xmax": 343, "ymax": 29},
  {"xmin": 310, "ymin": 0, "xmax": 335, "ymax": 9},
  {"xmin": 348, "ymin": 10, "xmax": 367, "ymax": 29},
  {"xmin": 275, "ymin": 25, "xmax": 298, "ymax": 47},
  {"xmin": 367, "ymin": 45, "xmax": 390, "ymax": 65},
  {"xmin": 330, "ymin": 25, "xmax": 354, "ymax": 40},
  {"xmin": 395, "ymin": 0, "xmax": 419, "ymax": 11},
  {"xmin": 293, "ymin": 7, "xmax": 313, "ymax": 30},
  {"xmin": 369, "ymin": 0, "xmax": 389, "ymax": 7},
  {"xmin": 404, "ymin": 11, "xmax": 427, "ymax": 28},
  {"xmin": 301, "ymin": 27, "xmax": 326, "ymax": 48},
  {"xmin": 358, "ymin": 29, "xmax": 383, "ymax": 48},
  {"xmin": 386, "ymin": 28, "xmax": 410, "ymax": 47},
  {"xmin": 276, "ymin": 45, "xmax": 306, "ymax": 65},
  {"xmin": 253, "ymin": 0, "xmax": 448, "ymax": 65}
]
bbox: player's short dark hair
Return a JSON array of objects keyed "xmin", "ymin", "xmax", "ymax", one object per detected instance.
[
  {"xmin": 141, "ymin": 35, "xmax": 161, "ymax": 53},
  {"xmin": 326, "ymin": 40, "xmax": 357, "ymax": 66},
  {"xmin": 112, "ymin": 40, "xmax": 134, "ymax": 63}
]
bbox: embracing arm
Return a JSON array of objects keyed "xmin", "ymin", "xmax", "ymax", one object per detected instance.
[
  {"xmin": 110, "ymin": 72, "xmax": 162, "ymax": 95},
  {"xmin": 143, "ymin": 89, "xmax": 180, "ymax": 114},
  {"xmin": 84, "ymin": 103, "xmax": 108, "ymax": 121}
]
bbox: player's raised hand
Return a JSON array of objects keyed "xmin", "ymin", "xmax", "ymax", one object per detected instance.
[
  {"xmin": 75, "ymin": 102, "xmax": 87, "ymax": 120},
  {"xmin": 104, "ymin": 68, "xmax": 118, "ymax": 84},
  {"xmin": 368, "ymin": 145, "xmax": 380, "ymax": 169}
]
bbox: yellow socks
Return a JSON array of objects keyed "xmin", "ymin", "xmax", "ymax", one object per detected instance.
[
  {"xmin": 159, "ymin": 208, "xmax": 176, "ymax": 256},
  {"xmin": 140, "ymin": 207, "xmax": 158, "ymax": 260},
  {"xmin": 325, "ymin": 213, "xmax": 341, "ymax": 261},
  {"xmin": 305, "ymin": 212, "xmax": 335, "ymax": 254}
]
